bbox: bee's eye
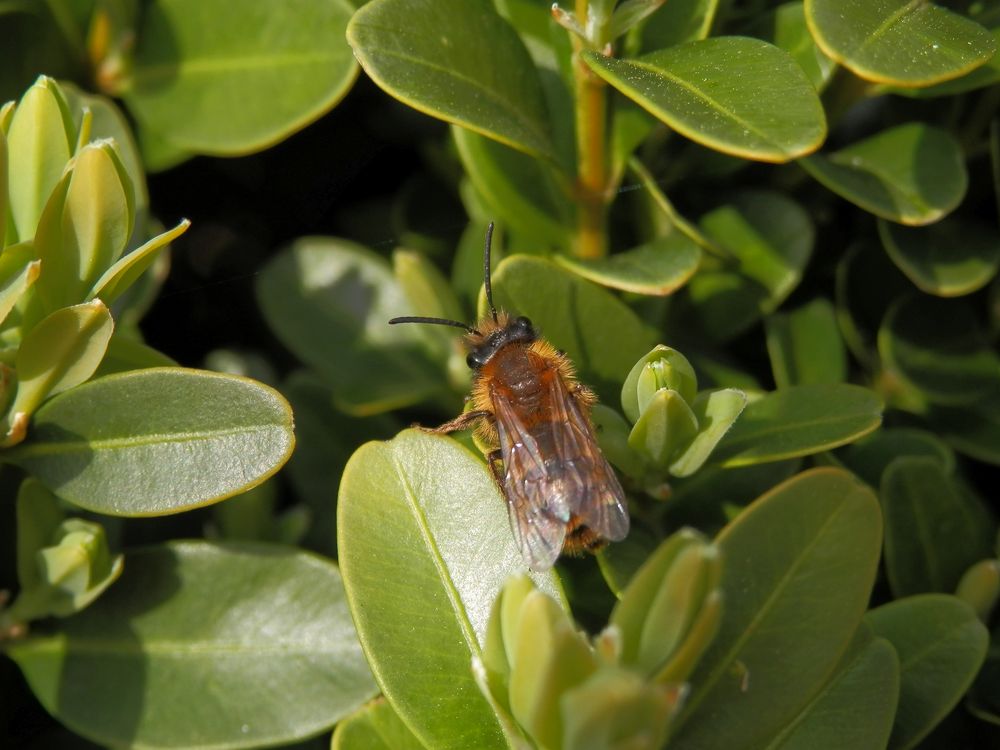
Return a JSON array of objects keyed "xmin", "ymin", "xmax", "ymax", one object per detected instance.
[
  {"xmin": 515, "ymin": 316, "xmax": 532, "ymax": 330},
  {"xmin": 466, "ymin": 351, "xmax": 483, "ymax": 370}
]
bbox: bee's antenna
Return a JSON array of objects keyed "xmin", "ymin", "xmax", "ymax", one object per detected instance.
[
  {"xmin": 483, "ymin": 222, "xmax": 498, "ymax": 324},
  {"xmin": 389, "ymin": 316, "xmax": 480, "ymax": 335}
]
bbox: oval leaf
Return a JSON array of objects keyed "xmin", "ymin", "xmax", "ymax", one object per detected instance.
[
  {"xmin": 6, "ymin": 368, "xmax": 295, "ymax": 514},
  {"xmin": 8, "ymin": 541, "xmax": 377, "ymax": 749},
  {"xmin": 125, "ymin": 0, "xmax": 358, "ymax": 155},
  {"xmin": 348, "ymin": 0, "xmax": 554, "ymax": 159},
  {"xmin": 554, "ymin": 233, "xmax": 702, "ymax": 295},
  {"xmin": 836, "ymin": 427, "xmax": 955, "ymax": 487},
  {"xmin": 805, "ymin": 0, "xmax": 997, "ymax": 87},
  {"xmin": 881, "ymin": 456, "xmax": 995, "ymax": 597},
  {"xmin": 799, "ymin": 123, "xmax": 967, "ymax": 225},
  {"xmin": 928, "ymin": 391, "xmax": 1000, "ymax": 466},
  {"xmin": 867, "ymin": 594, "xmax": 989, "ymax": 750},
  {"xmin": 761, "ymin": 627, "xmax": 899, "ymax": 750},
  {"xmin": 337, "ymin": 429, "xmax": 562, "ymax": 750},
  {"xmin": 670, "ymin": 388, "xmax": 748, "ymax": 477},
  {"xmin": 878, "ymin": 295, "xmax": 1000, "ymax": 405},
  {"xmin": 488, "ymin": 255, "xmax": 657, "ymax": 404},
  {"xmin": 672, "ymin": 468, "xmax": 882, "ymax": 749},
  {"xmin": 878, "ymin": 217, "xmax": 1000, "ymax": 297},
  {"xmin": 766, "ymin": 298, "xmax": 847, "ymax": 388},
  {"xmin": 255, "ymin": 237, "xmax": 445, "ymax": 415},
  {"xmin": 583, "ymin": 37, "xmax": 826, "ymax": 162},
  {"xmin": 332, "ymin": 698, "xmax": 425, "ymax": 750},
  {"xmin": 713, "ymin": 384, "xmax": 883, "ymax": 467},
  {"xmin": 454, "ymin": 127, "xmax": 572, "ymax": 247}
]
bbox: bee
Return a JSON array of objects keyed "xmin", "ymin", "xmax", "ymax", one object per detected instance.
[{"xmin": 389, "ymin": 223, "xmax": 629, "ymax": 570}]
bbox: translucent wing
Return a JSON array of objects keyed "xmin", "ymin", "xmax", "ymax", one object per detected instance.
[{"xmin": 491, "ymin": 367, "xmax": 629, "ymax": 570}]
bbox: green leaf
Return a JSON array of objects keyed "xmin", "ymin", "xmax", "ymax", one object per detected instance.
[
  {"xmin": 799, "ymin": 123, "xmax": 967, "ymax": 225},
  {"xmin": 337, "ymin": 429, "xmax": 562, "ymax": 750},
  {"xmin": 628, "ymin": 388, "xmax": 699, "ymax": 468},
  {"xmin": 554, "ymin": 233, "xmax": 701, "ymax": 295},
  {"xmin": 885, "ymin": 26, "xmax": 1000, "ymax": 98},
  {"xmin": 622, "ymin": 345, "xmax": 699, "ymax": 425},
  {"xmin": 878, "ymin": 295, "xmax": 1000, "ymax": 405},
  {"xmin": 584, "ymin": 38, "xmax": 826, "ymax": 162},
  {"xmin": 7, "ymin": 300, "xmax": 114, "ymax": 436},
  {"xmin": 255, "ymin": 237, "xmax": 445, "ymax": 415},
  {"xmin": 33, "ymin": 140, "xmax": 135, "ymax": 313},
  {"xmin": 125, "ymin": 0, "xmax": 358, "ymax": 155},
  {"xmin": 488, "ymin": 255, "xmax": 657, "ymax": 403},
  {"xmin": 712, "ymin": 384, "xmax": 883, "ymax": 467},
  {"xmin": 881, "ymin": 457, "xmax": 995, "ymax": 597},
  {"xmin": 670, "ymin": 388, "xmax": 748, "ymax": 477},
  {"xmin": 805, "ymin": 0, "xmax": 997, "ymax": 87},
  {"xmin": 6, "ymin": 75, "xmax": 75, "ymax": 243},
  {"xmin": 88, "ymin": 219, "xmax": 190, "ymax": 304},
  {"xmin": 766, "ymin": 298, "xmax": 847, "ymax": 388},
  {"xmin": 332, "ymin": 699, "xmax": 426, "ymax": 750},
  {"xmin": 878, "ymin": 217, "xmax": 1000, "ymax": 297},
  {"xmin": 769, "ymin": 1, "xmax": 837, "ymax": 91},
  {"xmin": 761, "ymin": 626, "xmax": 899, "ymax": 750},
  {"xmin": 0, "ymin": 240, "xmax": 40, "ymax": 325},
  {"xmin": 5, "ymin": 368, "xmax": 295, "ymax": 515},
  {"xmin": 928, "ymin": 391, "xmax": 1000, "ymax": 466},
  {"xmin": 689, "ymin": 189, "xmax": 814, "ymax": 340},
  {"xmin": 835, "ymin": 427, "xmax": 955, "ymax": 488},
  {"xmin": 639, "ymin": 0, "xmax": 718, "ymax": 49},
  {"xmin": 867, "ymin": 594, "xmax": 989, "ymax": 750},
  {"xmin": 348, "ymin": 0, "xmax": 554, "ymax": 159},
  {"xmin": 8, "ymin": 541, "xmax": 377, "ymax": 749},
  {"xmin": 672, "ymin": 468, "xmax": 882, "ymax": 749},
  {"xmin": 453, "ymin": 128, "xmax": 572, "ymax": 248}
]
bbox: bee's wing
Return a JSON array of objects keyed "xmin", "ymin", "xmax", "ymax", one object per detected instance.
[
  {"xmin": 549, "ymin": 377, "xmax": 630, "ymax": 543},
  {"xmin": 492, "ymin": 389, "xmax": 570, "ymax": 570}
]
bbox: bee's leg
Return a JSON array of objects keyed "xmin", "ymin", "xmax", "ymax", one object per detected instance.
[
  {"xmin": 486, "ymin": 449, "xmax": 505, "ymax": 487},
  {"xmin": 428, "ymin": 410, "xmax": 492, "ymax": 435}
]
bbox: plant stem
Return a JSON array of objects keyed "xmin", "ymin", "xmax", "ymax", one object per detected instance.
[{"xmin": 571, "ymin": 0, "xmax": 610, "ymax": 259}]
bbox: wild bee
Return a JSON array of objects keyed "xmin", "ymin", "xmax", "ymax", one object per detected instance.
[{"xmin": 390, "ymin": 224, "xmax": 629, "ymax": 570}]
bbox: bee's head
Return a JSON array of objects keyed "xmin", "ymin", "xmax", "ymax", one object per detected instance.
[{"xmin": 465, "ymin": 313, "xmax": 536, "ymax": 370}]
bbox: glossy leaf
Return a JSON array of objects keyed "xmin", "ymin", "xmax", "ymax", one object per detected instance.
[
  {"xmin": 8, "ymin": 541, "xmax": 377, "ymax": 749},
  {"xmin": 337, "ymin": 429, "xmax": 562, "ymax": 750},
  {"xmin": 878, "ymin": 218, "xmax": 1000, "ymax": 297},
  {"xmin": 689, "ymin": 190, "xmax": 814, "ymax": 340},
  {"xmin": 5, "ymin": 368, "xmax": 295, "ymax": 515},
  {"xmin": 88, "ymin": 219, "xmax": 190, "ymax": 304},
  {"xmin": 713, "ymin": 384, "xmax": 883, "ymax": 467},
  {"xmin": 453, "ymin": 127, "xmax": 572, "ymax": 247},
  {"xmin": 255, "ymin": 237, "xmax": 445, "ymax": 415},
  {"xmin": 887, "ymin": 26, "xmax": 1000, "ymax": 98},
  {"xmin": 332, "ymin": 699, "xmax": 426, "ymax": 750},
  {"xmin": 584, "ymin": 38, "xmax": 826, "ymax": 162},
  {"xmin": 672, "ymin": 468, "xmax": 882, "ymax": 749},
  {"xmin": 800, "ymin": 124, "xmax": 967, "ymax": 225},
  {"xmin": 488, "ymin": 255, "xmax": 657, "ymax": 403},
  {"xmin": 126, "ymin": 0, "xmax": 358, "ymax": 155},
  {"xmin": 761, "ymin": 626, "xmax": 898, "ymax": 750},
  {"xmin": 867, "ymin": 595, "xmax": 989, "ymax": 749},
  {"xmin": 766, "ymin": 298, "xmax": 846, "ymax": 388},
  {"xmin": 6, "ymin": 75, "xmax": 75, "ymax": 242},
  {"xmin": 349, "ymin": 0, "xmax": 554, "ymax": 159},
  {"xmin": 881, "ymin": 457, "xmax": 995, "ymax": 597},
  {"xmin": 554, "ymin": 233, "xmax": 701, "ymax": 295},
  {"xmin": 878, "ymin": 295, "xmax": 1000, "ymax": 405},
  {"xmin": 805, "ymin": 0, "xmax": 996, "ymax": 87},
  {"xmin": 7, "ymin": 301, "xmax": 114, "ymax": 435},
  {"xmin": 628, "ymin": 388, "xmax": 699, "ymax": 468}
]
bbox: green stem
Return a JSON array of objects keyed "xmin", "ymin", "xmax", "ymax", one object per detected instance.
[{"xmin": 571, "ymin": 0, "xmax": 610, "ymax": 259}]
